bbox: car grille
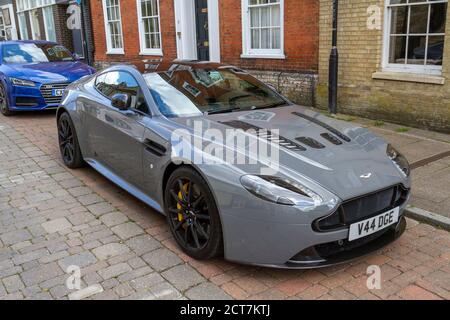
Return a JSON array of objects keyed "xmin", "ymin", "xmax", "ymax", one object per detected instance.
[
  {"xmin": 314, "ymin": 185, "xmax": 409, "ymax": 232},
  {"xmin": 40, "ymin": 83, "xmax": 69, "ymax": 105}
]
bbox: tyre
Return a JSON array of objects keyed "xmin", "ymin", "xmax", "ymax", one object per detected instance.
[
  {"xmin": 164, "ymin": 167, "xmax": 223, "ymax": 260},
  {"xmin": 57, "ymin": 112, "xmax": 84, "ymax": 169},
  {"xmin": 0, "ymin": 83, "xmax": 13, "ymax": 116}
]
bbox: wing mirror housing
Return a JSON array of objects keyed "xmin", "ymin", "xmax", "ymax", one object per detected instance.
[{"xmin": 111, "ymin": 93, "xmax": 131, "ymax": 111}]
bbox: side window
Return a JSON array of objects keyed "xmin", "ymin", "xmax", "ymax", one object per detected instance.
[
  {"xmin": 97, "ymin": 71, "xmax": 149, "ymax": 114},
  {"xmin": 95, "ymin": 73, "xmax": 108, "ymax": 95}
]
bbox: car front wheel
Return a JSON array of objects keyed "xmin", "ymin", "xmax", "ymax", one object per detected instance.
[
  {"xmin": 57, "ymin": 112, "xmax": 84, "ymax": 169},
  {"xmin": 164, "ymin": 167, "xmax": 223, "ymax": 260},
  {"xmin": 0, "ymin": 84, "xmax": 13, "ymax": 116}
]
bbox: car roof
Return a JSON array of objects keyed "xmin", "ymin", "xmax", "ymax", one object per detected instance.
[
  {"xmin": 150, "ymin": 60, "xmax": 240, "ymax": 73},
  {"xmin": 0, "ymin": 40, "xmax": 59, "ymax": 46}
]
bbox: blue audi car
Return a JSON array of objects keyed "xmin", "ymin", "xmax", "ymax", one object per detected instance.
[{"xmin": 0, "ymin": 40, "xmax": 95, "ymax": 116}]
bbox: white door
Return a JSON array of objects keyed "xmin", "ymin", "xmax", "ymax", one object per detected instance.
[{"xmin": 173, "ymin": 0, "xmax": 220, "ymax": 62}]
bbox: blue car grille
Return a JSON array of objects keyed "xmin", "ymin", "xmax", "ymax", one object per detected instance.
[{"xmin": 40, "ymin": 83, "xmax": 69, "ymax": 105}]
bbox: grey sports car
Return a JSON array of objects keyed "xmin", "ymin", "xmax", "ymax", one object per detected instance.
[{"xmin": 56, "ymin": 61, "xmax": 411, "ymax": 268}]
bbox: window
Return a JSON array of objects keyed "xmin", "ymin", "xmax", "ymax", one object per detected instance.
[
  {"xmin": 42, "ymin": 6, "xmax": 56, "ymax": 42},
  {"xmin": 16, "ymin": 1, "xmax": 57, "ymax": 42},
  {"xmin": 137, "ymin": 0, "xmax": 162, "ymax": 55},
  {"xmin": 102, "ymin": 0, "xmax": 124, "ymax": 54},
  {"xmin": 96, "ymin": 71, "xmax": 149, "ymax": 113},
  {"xmin": 17, "ymin": 12, "xmax": 29, "ymax": 40},
  {"xmin": 384, "ymin": 0, "xmax": 448, "ymax": 75},
  {"xmin": 2, "ymin": 43, "xmax": 74, "ymax": 64},
  {"xmin": 143, "ymin": 67, "xmax": 287, "ymax": 118},
  {"xmin": 241, "ymin": 0, "xmax": 284, "ymax": 59}
]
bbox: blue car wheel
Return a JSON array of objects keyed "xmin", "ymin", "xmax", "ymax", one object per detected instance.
[{"xmin": 0, "ymin": 84, "xmax": 13, "ymax": 116}]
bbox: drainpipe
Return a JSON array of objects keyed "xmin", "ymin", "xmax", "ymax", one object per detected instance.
[
  {"xmin": 79, "ymin": 0, "xmax": 94, "ymax": 66},
  {"xmin": 328, "ymin": 0, "xmax": 339, "ymax": 114}
]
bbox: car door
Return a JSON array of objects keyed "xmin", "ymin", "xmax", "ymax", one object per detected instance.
[{"xmin": 86, "ymin": 70, "xmax": 149, "ymax": 189}]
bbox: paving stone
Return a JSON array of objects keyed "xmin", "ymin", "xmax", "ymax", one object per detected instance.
[
  {"xmin": 1, "ymin": 229, "xmax": 32, "ymax": 245},
  {"xmin": 129, "ymin": 273, "xmax": 165, "ymax": 290},
  {"xmin": 98, "ymin": 263, "xmax": 132, "ymax": 280},
  {"xmin": 147, "ymin": 282, "xmax": 183, "ymax": 300},
  {"xmin": 185, "ymin": 282, "xmax": 232, "ymax": 300},
  {"xmin": 20, "ymin": 262, "xmax": 64, "ymax": 286},
  {"xmin": 111, "ymin": 222, "xmax": 143, "ymax": 240},
  {"xmin": 41, "ymin": 218, "xmax": 72, "ymax": 234},
  {"xmin": 162, "ymin": 264, "xmax": 205, "ymax": 291},
  {"xmin": 125, "ymin": 234, "xmax": 161, "ymax": 255},
  {"xmin": 2, "ymin": 274, "xmax": 25, "ymax": 293},
  {"xmin": 92, "ymin": 243, "xmax": 130, "ymax": 260},
  {"xmin": 87, "ymin": 203, "xmax": 116, "ymax": 217},
  {"xmin": 68, "ymin": 284, "xmax": 104, "ymax": 300},
  {"xmin": 13, "ymin": 248, "xmax": 49, "ymax": 265},
  {"xmin": 142, "ymin": 248, "xmax": 182, "ymax": 271},
  {"xmin": 99, "ymin": 212, "xmax": 129, "ymax": 227},
  {"xmin": 58, "ymin": 252, "xmax": 98, "ymax": 271}
]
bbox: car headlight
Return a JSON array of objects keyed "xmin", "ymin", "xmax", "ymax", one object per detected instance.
[
  {"xmin": 10, "ymin": 77, "xmax": 36, "ymax": 87},
  {"xmin": 240, "ymin": 175, "xmax": 322, "ymax": 209},
  {"xmin": 387, "ymin": 144, "xmax": 410, "ymax": 176}
]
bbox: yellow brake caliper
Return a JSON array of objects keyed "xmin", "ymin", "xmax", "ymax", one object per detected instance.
[{"xmin": 177, "ymin": 183, "xmax": 189, "ymax": 222}]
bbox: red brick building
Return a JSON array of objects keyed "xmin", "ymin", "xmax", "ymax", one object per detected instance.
[{"xmin": 91, "ymin": 0, "xmax": 319, "ymax": 105}]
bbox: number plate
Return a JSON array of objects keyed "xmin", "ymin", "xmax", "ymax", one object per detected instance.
[
  {"xmin": 52, "ymin": 89, "xmax": 64, "ymax": 97},
  {"xmin": 348, "ymin": 207, "xmax": 399, "ymax": 241}
]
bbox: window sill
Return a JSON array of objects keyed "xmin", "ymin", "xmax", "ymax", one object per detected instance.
[
  {"xmin": 139, "ymin": 51, "xmax": 163, "ymax": 57},
  {"xmin": 372, "ymin": 71, "xmax": 445, "ymax": 85},
  {"xmin": 240, "ymin": 53, "xmax": 286, "ymax": 60},
  {"xmin": 106, "ymin": 50, "xmax": 125, "ymax": 55}
]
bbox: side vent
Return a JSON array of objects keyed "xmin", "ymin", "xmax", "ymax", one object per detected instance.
[
  {"xmin": 143, "ymin": 139, "xmax": 167, "ymax": 157},
  {"xmin": 292, "ymin": 112, "xmax": 351, "ymax": 142},
  {"xmin": 295, "ymin": 137, "xmax": 325, "ymax": 149},
  {"xmin": 220, "ymin": 120, "xmax": 306, "ymax": 151},
  {"xmin": 321, "ymin": 133, "xmax": 343, "ymax": 145}
]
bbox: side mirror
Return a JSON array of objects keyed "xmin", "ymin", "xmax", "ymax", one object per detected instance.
[
  {"xmin": 73, "ymin": 53, "xmax": 83, "ymax": 61},
  {"xmin": 111, "ymin": 93, "xmax": 130, "ymax": 111}
]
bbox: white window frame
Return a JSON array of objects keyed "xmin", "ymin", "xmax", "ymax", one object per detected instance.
[
  {"xmin": 17, "ymin": 12, "xmax": 29, "ymax": 40},
  {"xmin": 42, "ymin": 6, "xmax": 56, "ymax": 42},
  {"xmin": 241, "ymin": 0, "xmax": 285, "ymax": 59},
  {"xmin": 16, "ymin": 0, "xmax": 56, "ymax": 42},
  {"xmin": 382, "ymin": 0, "xmax": 448, "ymax": 76},
  {"xmin": 102, "ymin": 0, "xmax": 125, "ymax": 55},
  {"xmin": 136, "ymin": 0, "xmax": 163, "ymax": 56}
]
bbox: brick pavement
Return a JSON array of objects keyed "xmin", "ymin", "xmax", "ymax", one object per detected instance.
[{"xmin": 0, "ymin": 111, "xmax": 449, "ymax": 300}]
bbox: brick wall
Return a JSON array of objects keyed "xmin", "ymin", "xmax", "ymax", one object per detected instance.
[
  {"xmin": 53, "ymin": 4, "xmax": 74, "ymax": 52},
  {"xmin": 318, "ymin": 0, "xmax": 450, "ymax": 133},
  {"xmin": 91, "ymin": 0, "xmax": 177, "ymax": 70},
  {"xmin": 91, "ymin": 0, "xmax": 319, "ymax": 106}
]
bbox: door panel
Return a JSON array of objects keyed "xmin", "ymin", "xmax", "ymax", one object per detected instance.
[
  {"xmin": 85, "ymin": 71, "xmax": 148, "ymax": 189},
  {"xmin": 195, "ymin": 0, "xmax": 209, "ymax": 61}
]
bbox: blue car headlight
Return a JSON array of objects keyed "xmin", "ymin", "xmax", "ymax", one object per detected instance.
[
  {"xmin": 240, "ymin": 175, "xmax": 322, "ymax": 209},
  {"xmin": 387, "ymin": 144, "xmax": 410, "ymax": 177},
  {"xmin": 10, "ymin": 77, "xmax": 36, "ymax": 87}
]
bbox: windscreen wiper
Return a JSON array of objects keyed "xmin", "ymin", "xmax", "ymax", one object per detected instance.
[
  {"xmin": 205, "ymin": 107, "xmax": 242, "ymax": 115},
  {"xmin": 252, "ymin": 101, "xmax": 289, "ymax": 110}
]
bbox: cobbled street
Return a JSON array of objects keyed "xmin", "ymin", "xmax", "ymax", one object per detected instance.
[{"xmin": 1, "ymin": 112, "xmax": 450, "ymax": 300}]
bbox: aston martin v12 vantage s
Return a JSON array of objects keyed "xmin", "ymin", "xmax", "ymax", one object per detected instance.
[{"xmin": 56, "ymin": 61, "xmax": 410, "ymax": 268}]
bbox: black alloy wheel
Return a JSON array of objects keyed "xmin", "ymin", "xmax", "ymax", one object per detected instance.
[
  {"xmin": 57, "ymin": 112, "xmax": 84, "ymax": 168},
  {"xmin": 165, "ymin": 167, "xmax": 223, "ymax": 260}
]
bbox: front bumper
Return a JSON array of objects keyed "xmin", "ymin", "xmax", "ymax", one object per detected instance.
[
  {"xmin": 8, "ymin": 83, "xmax": 65, "ymax": 111},
  {"xmin": 217, "ymin": 181, "xmax": 410, "ymax": 269}
]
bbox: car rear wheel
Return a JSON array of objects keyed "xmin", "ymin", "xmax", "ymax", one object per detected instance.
[
  {"xmin": 58, "ymin": 112, "xmax": 84, "ymax": 169},
  {"xmin": 164, "ymin": 167, "xmax": 223, "ymax": 260},
  {"xmin": 0, "ymin": 84, "xmax": 13, "ymax": 116}
]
